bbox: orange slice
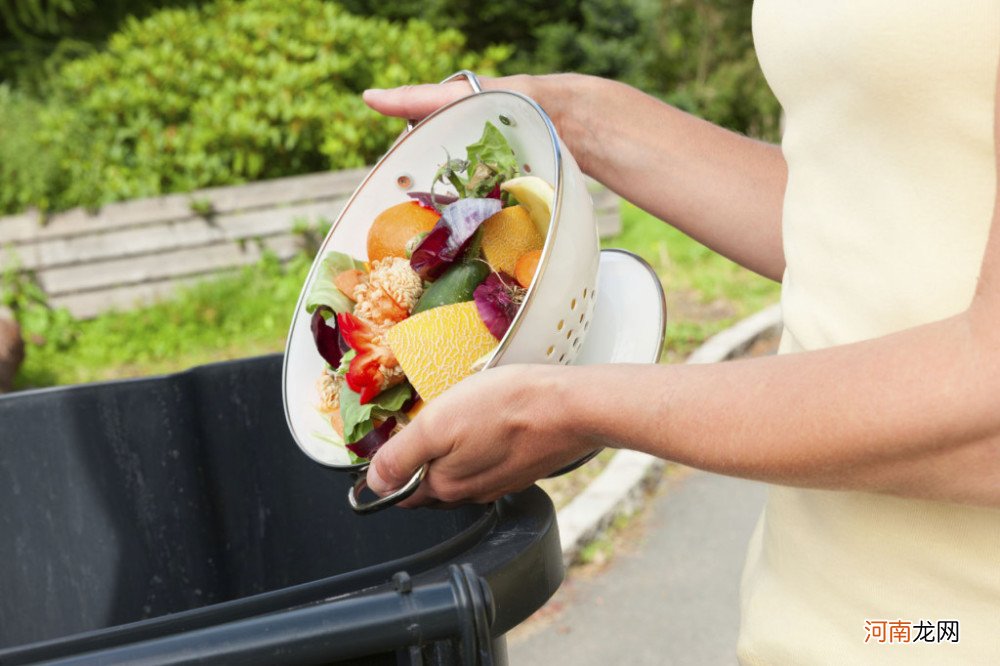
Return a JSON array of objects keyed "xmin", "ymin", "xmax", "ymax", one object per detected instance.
[
  {"xmin": 367, "ymin": 202, "xmax": 440, "ymax": 263},
  {"xmin": 385, "ymin": 301, "xmax": 498, "ymax": 402},
  {"xmin": 480, "ymin": 205, "xmax": 544, "ymax": 275}
]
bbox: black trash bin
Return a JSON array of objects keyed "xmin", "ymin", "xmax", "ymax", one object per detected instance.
[{"xmin": 0, "ymin": 355, "xmax": 563, "ymax": 665}]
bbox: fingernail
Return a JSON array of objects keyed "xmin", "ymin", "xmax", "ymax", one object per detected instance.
[
  {"xmin": 367, "ymin": 461, "xmax": 389, "ymax": 495},
  {"xmin": 363, "ymin": 88, "xmax": 386, "ymax": 98}
]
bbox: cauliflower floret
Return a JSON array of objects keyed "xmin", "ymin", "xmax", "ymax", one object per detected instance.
[
  {"xmin": 353, "ymin": 257, "xmax": 423, "ymax": 325},
  {"xmin": 316, "ymin": 367, "xmax": 342, "ymax": 414},
  {"xmin": 379, "ymin": 362, "xmax": 405, "ymax": 385}
]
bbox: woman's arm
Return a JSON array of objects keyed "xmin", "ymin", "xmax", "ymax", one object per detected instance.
[
  {"xmin": 367, "ymin": 64, "xmax": 1000, "ymax": 509},
  {"xmin": 365, "ymin": 74, "xmax": 788, "ymax": 280}
]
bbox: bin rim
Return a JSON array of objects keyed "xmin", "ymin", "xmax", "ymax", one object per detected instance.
[{"xmin": 1, "ymin": 497, "xmax": 499, "ymax": 663}]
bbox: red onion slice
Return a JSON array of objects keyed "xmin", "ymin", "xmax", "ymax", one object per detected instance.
[
  {"xmin": 310, "ymin": 307, "xmax": 343, "ymax": 367},
  {"xmin": 407, "ymin": 191, "xmax": 459, "ymax": 210},
  {"xmin": 346, "ymin": 417, "xmax": 397, "ymax": 459},
  {"xmin": 473, "ymin": 272, "xmax": 521, "ymax": 340}
]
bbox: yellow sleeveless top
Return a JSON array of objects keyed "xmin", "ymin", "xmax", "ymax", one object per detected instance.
[{"xmin": 741, "ymin": 2, "xmax": 1000, "ymax": 664}]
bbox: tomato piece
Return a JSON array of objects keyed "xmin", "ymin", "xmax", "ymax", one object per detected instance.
[{"xmin": 337, "ymin": 312, "xmax": 400, "ymax": 404}]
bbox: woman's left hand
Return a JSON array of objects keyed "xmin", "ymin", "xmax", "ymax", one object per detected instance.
[{"xmin": 366, "ymin": 364, "xmax": 598, "ymax": 507}]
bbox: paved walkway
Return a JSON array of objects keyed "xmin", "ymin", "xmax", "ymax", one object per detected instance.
[{"xmin": 508, "ymin": 469, "xmax": 768, "ymax": 666}]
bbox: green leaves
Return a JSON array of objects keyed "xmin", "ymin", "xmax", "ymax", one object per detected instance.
[
  {"xmin": 0, "ymin": 0, "xmax": 781, "ymax": 217},
  {"xmin": 336, "ymin": 336, "xmax": 413, "ymax": 448},
  {"xmin": 339, "ymin": 381, "xmax": 412, "ymax": 444},
  {"xmin": 1, "ymin": 0, "xmax": 507, "ymax": 215},
  {"xmin": 464, "ymin": 122, "xmax": 518, "ymax": 197},
  {"xmin": 429, "ymin": 122, "xmax": 519, "ymax": 201},
  {"xmin": 305, "ymin": 251, "xmax": 366, "ymax": 315}
]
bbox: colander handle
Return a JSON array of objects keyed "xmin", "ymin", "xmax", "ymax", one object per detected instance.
[
  {"xmin": 348, "ymin": 462, "xmax": 429, "ymax": 514},
  {"xmin": 405, "ymin": 70, "xmax": 484, "ymax": 131}
]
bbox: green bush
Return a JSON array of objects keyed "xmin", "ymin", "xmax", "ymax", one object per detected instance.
[
  {"xmin": 1, "ymin": 1, "xmax": 209, "ymax": 89},
  {"xmin": 3, "ymin": 0, "xmax": 506, "ymax": 214},
  {"xmin": 341, "ymin": 0, "xmax": 780, "ymax": 140},
  {"xmin": 647, "ymin": 1, "xmax": 781, "ymax": 141},
  {"xmin": 0, "ymin": 84, "xmax": 70, "ymax": 213},
  {"xmin": 14, "ymin": 250, "xmax": 312, "ymax": 387},
  {"xmin": 0, "ymin": 0, "xmax": 780, "ymax": 217}
]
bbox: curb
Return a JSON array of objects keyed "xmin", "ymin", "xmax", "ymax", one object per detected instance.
[
  {"xmin": 685, "ymin": 303, "xmax": 783, "ymax": 365},
  {"xmin": 556, "ymin": 303, "xmax": 783, "ymax": 564}
]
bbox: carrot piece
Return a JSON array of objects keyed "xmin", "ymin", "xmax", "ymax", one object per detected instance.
[
  {"xmin": 333, "ymin": 269, "xmax": 366, "ymax": 302},
  {"xmin": 329, "ymin": 410, "xmax": 345, "ymax": 438},
  {"xmin": 514, "ymin": 249, "xmax": 542, "ymax": 288}
]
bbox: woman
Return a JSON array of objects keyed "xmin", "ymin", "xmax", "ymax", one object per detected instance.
[{"xmin": 363, "ymin": 3, "xmax": 1000, "ymax": 663}]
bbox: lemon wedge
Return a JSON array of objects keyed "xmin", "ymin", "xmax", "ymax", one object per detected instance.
[{"xmin": 500, "ymin": 176, "xmax": 555, "ymax": 238}]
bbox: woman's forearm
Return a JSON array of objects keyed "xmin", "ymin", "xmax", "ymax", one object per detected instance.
[
  {"xmin": 562, "ymin": 310, "xmax": 1000, "ymax": 506},
  {"xmin": 532, "ymin": 74, "xmax": 788, "ymax": 281},
  {"xmin": 561, "ymin": 60, "xmax": 1000, "ymax": 507}
]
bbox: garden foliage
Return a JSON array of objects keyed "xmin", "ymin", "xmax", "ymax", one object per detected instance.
[
  {"xmin": 0, "ymin": 0, "xmax": 780, "ymax": 216},
  {"xmin": 0, "ymin": 84, "xmax": 66, "ymax": 213},
  {"xmin": 341, "ymin": 0, "xmax": 780, "ymax": 140},
  {"xmin": 0, "ymin": 0, "xmax": 202, "ymax": 89},
  {"xmin": 0, "ymin": 0, "xmax": 506, "ymax": 214}
]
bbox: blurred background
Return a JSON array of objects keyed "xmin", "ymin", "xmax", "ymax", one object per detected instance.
[{"xmin": 0, "ymin": 0, "xmax": 780, "ymax": 391}]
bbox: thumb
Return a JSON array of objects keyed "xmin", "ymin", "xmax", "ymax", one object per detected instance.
[{"xmin": 366, "ymin": 423, "xmax": 437, "ymax": 496}]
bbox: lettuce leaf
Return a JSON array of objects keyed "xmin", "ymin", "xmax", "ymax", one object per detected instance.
[
  {"xmin": 335, "ymin": 349, "xmax": 356, "ymax": 376},
  {"xmin": 310, "ymin": 428, "xmax": 364, "ymax": 465},
  {"xmin": 465, "ymin": 122, "xmax": 518, "ymax": 198},
  {"xmin": 306, "ymin": 251, "xmax": 366, "ymax": 315},
  {"xmin": 340, "ymin": 381, "xmax": 413, "ymax": 444}
]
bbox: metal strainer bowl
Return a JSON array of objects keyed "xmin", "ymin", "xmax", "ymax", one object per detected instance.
[{"xmin": 284, "ymin": 72, "xmax": 610, "ymax": 512}]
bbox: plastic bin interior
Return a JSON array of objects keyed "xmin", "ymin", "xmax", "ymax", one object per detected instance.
[{"xmin": 0, "ymin": 355, "xmax": 562, "ymax": 662}]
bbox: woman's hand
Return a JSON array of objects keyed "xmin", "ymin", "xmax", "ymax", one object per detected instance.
[
  {"xmin": 366, "ymin": 364, "xmax": 599, "ymax": 506},
  {"xmin": 364, "ymin": 72, "xmax": 788, "ymax": 280},
  {"xmin": 363, "ymin": 74, "xmax": 542, "ymax": 126},
  {"xmin": 363, "ymin": 73, "xmax": 592, "ymax": 171}
]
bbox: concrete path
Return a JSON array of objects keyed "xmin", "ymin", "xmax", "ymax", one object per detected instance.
[{"xmin": 508, "ymin": 468, "xmax": 768, "ymax": 666}]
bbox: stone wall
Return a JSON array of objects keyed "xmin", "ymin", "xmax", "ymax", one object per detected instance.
[{"xmin": 0, "ymin": 170, "xmax": 621, "ymax": 319}]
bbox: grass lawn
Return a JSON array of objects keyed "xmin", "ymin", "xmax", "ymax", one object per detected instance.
[
  {"xmin": 14, "ymin": 253, "xmax": 312, "ymax": 388},
  {"xmin": 14, "ymin": 202, "xmax": 780, "ymax": 389}
]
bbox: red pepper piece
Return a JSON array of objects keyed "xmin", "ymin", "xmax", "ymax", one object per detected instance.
[{"xmin": 337, "ymin": 312, "xmax": 400, "ymax": 404}]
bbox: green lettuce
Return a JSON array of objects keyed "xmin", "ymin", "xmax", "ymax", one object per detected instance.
[
  {"xmin": 464, "ymin": 121, "xmax": 519, "ymax": 197},
  {"xmin": 430, "ymin": 122, "xmax": 520, "ymax": 203},
  {"xmin": 310, "ymin": 429, "xmax": 365, "ymax": 466},
  {"xmin": 339, "ymin": 381, "xmax": 413, "ymax": 444},
  {"xmin": 334, "ymin": 349, "xmax": 356, "ymax": 376},
  {"xmin": 305, "ymin": 251, "xmax": 366, "ymax": 315}
]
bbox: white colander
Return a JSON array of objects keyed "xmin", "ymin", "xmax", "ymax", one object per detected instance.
[{"xmin": 283, "ymin": 71, "xmax": 602, "ymax": 511}]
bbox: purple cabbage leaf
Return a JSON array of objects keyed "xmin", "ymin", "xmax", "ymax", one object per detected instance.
[{"xmin": 409, "ymin": 198, "xmax": 501, "ymax": 280}]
